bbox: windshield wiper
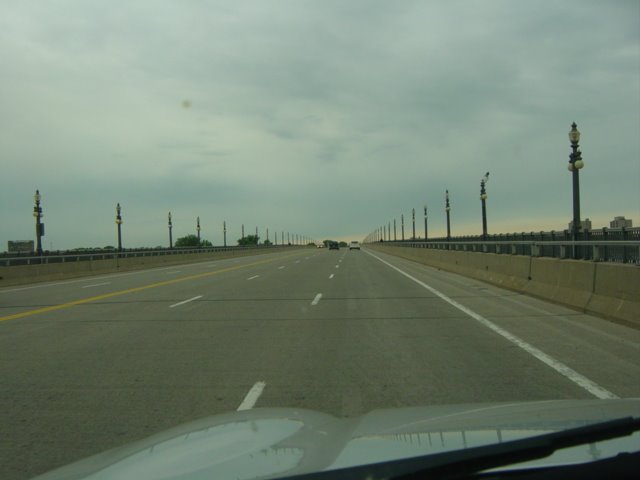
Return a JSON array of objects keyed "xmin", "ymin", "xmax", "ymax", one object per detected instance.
[{"xmin": 284, "ymin": 417, "xmax": 640, "ymax": 480}]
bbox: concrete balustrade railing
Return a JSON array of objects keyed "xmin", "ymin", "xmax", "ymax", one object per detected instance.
[{"xmin": 370, "ymin": 239, "xmax": 640, "ymax": 263}]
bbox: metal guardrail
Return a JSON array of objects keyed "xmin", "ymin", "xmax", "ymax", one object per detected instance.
[
  {"xmin": 0, "ymin": 244, "xmax": 294, "ymax": 267},
  {"xmin": 369, "ymin": 240, "xmax": 640, "ymax": 264}
]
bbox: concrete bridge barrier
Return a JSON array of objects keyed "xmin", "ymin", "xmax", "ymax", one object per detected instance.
[
  {"xmin": 369, "ymin": 244, "xmax": 639, "ymax": 328},
  {"xmin": 0, "ymin": 247, "xmax": 303, "ymax": 287},
  {"xmin": 587, "ymin": 262, "xmax": 640, "ymax": 326},
  {"xmin": 523, "ymin": 258, "xmax": 595, "ymax": 312}
]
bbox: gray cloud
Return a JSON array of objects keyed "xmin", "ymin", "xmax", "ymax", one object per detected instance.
[{"xmin": 1, "ymin": 0, "xmax": 638, "ymax": 249}]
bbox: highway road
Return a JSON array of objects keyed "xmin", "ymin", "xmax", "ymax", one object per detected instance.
[{"xmin": 1, "ymin": 247, "xmax": 639, "ymax": 479}]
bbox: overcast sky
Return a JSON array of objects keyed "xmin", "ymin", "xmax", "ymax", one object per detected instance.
[{"xmin": 1, "ymin": 0, "xmax": 638, "ymax": 250}]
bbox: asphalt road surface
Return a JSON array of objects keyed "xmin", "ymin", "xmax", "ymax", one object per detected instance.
[{"xmin": 1, "ymin": 247, "xmax": 639, "ymax": 479}]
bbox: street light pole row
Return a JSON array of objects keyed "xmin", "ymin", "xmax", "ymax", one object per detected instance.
[
  {"xmin": 365, "ymin": 179, "xmax": 489, "ymax": 244},
  {"xmin": 366, "ymin": 123, "xmax": 584, "ymax": 244},
  {"xmin": 163, "ymin": 212, "xmax": 312, "ymax": 249},
  {"xmin": 30, "ymin": 196, "xmax": 312, "ymax": 253}
]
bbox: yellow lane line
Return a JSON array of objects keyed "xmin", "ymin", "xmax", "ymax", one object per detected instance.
[{"xmin": 0, "ymin": 253, "xmax": 300, "ymax": 323}]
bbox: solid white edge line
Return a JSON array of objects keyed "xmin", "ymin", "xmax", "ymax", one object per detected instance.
[
  {"xmin": 237, "ymin": 381, "xmax": 266, "ymax": 411},
  {"xmin": 247, "ymin": 275, "xmax": 260, "ymax": 280},
  {"xmin": 169, "ymin": 295, "xmax": 203, "ymax": 308},
  {"xmin": 364, "ymin": 250, "xmax": 619, "ymax": 400},
  {"xmin": 311, "ymin": 293, "xmax": 323, "ymax": 305},
  {"xmin": 329, "ymin": 274, "xmax": 335, "ymax": 279}
]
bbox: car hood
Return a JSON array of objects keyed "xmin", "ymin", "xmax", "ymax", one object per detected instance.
[{"xmin": 33, "ymin": 399, "xmax": 640, "ymax": 480}]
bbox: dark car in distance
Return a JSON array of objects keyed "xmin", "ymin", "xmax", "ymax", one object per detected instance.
[{"xmin": 329, "ymin": 241, "xmax": 339, "ymax": 250}]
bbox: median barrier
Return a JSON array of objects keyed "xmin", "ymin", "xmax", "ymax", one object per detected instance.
[
  {"xmin": 0, "ymin": 257, "xmax": 145, "ymax": 286},
  {"xmin": 0, "ymin": 247, "xmax": 304, "ymax": 287},
  {"xmin": 3, "ymin": 260, "xmax": 104, "ymax": 284},
  {"xmin": 369, "ymin": 244, "xmax": 639, "ymax": 328}
]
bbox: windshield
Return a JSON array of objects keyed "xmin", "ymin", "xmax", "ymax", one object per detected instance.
[{"xmin": 1, "ymin": 1, "xmax": 639, "ymax": 479}]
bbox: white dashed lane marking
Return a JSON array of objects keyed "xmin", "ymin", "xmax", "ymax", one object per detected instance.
[
  {"xmin": 169, "ymin": 296, "xmax": 202, "ymax": 308},
  {"xmin": 81, "ymin": 282, "xmax": 111, "ymax": 289},
  {"xmin": 237, "ymin": 381, "xmax": 266, "ymax": 410}
]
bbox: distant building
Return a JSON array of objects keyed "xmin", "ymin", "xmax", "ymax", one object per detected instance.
[
  {"xmin": 568, "ymin": 218, "xmax": 592, "ymax": 231},
  {"xmin": 8, "ymin": 240, "xmax": 34, "ymax": 253},
  {"xmin": 609, "ymin": 216, "xmax": 632, "ymax": 229}
]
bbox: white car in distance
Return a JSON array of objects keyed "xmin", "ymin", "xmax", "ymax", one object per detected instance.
[{"xmin": 349, "ymin": 241, "xmax": 360, "ymax": 250}]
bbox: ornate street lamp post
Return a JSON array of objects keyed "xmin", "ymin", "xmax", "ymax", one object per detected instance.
[
  {"xmin": 197, "ymin": 216, "xmax": 201, "ymax": 243},
  {"xmin": 445, "ymin": 190, "xmax": 451, "ymax": 241},
  {"xmin": 33, "ymin": 189, "xmax": 44, "ymax": 255},
  {"xmin": 393, "ymin": 218, "xmax": 397, "ymax": 241},
  {"xmin": 480, "ymin": 172, "xmax": 489, "ymax": 239},
  {"xmin": 568, "ymin": 122, "xmax": 584, "ymax": 257},
  {"xmin": 115, "ymin": 203, "xmax": 123, "ymax": 251},
  {"xmin": 412, "ymin": 208, "xmax": 416, "ymax": 240},
  {"xmin": 168, "ymin": 212, "xmax": 173, "ymax": 249},
  {"xmin": 424, "ymin": 205, "xmax": 428, "ymax": 241},
  {"xmin": 224, "ymin": 221, "xmax": 227, "ymax": 247}
]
